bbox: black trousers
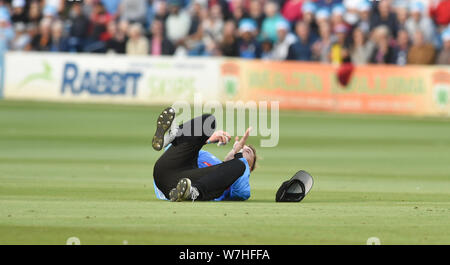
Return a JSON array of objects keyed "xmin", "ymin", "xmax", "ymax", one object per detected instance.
[{"xmin": 153, "ymin": 114, "xmax": 246, "ymax": 201}]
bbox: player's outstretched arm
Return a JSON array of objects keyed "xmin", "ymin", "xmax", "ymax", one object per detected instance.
[{"xmin": 224, "ymin": 127, "xmax": 252, "ymax": 162}]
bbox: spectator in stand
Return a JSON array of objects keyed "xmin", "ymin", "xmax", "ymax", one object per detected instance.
[
  {"xmin": 302, "ymin": 1, "xmax": 319, "ymax": 38},
  {"xmin": 405, "ymin": 1, "xmax": 437, "ymax": 47},
  {"xmin": 312, "ymin": 21, "xmax": 332, "ymax": 62},
  {"xmin": 148, "ymin": 19, "xmax": 175, "ymax": 56},
  {"xmin": 230, "ymin": 0, "xmax": 249, "ymax": 26},
  {"xmin": 11, "ymin": 22, "xmax": 30, "ymax": 51},
  {"xmin": 185, "ymin": 3, "xmax": 207, "ymax": 56},
  {"xmin": 261, "ymin": 1, "xmax": 287, "ymax": 42},
  {"xmin": 260, "ymin": 38, "xmax": 274, "ymax": 59},
  {"xmin": 81, "ymin": 2, "xmax": 111, "ymax": 53},
  {"xmin": 330, "ymin": 23, "xmax": 349, "ymax": 64},
  {"xmin": 165, "ymin": 0, "xmax": 191, "ymax": 45},
  {"xmin": 302, "ymin": 2, "xmax": 316, "ymax": 23},
  {"xmin": 68, "ymin": 2, "xmax": 90, "ymax": 52},
  {"xmin": 369, "ymin": 25, "xmax": 396, "ymax": 64},
  {"xmin": 89, "ymin": 2, "xmax": 112, "ymax": 43},
  {"xmin": 27, "ymin": 1, "xmax": 42, "ymax": 26},
  {"xmin": 189, "ymin": 0, "xmax": 207, "ymax": 37},
  {"xmin": 342, "ymin": 0, "xmax": 360, "ymax": 27},
  {"xmin": 436, "ymin": 28, "xmax": 450, "ymax": 65},
  {"xmin": 272, "ymin": 20, "xmax": 296, "ymax": 60},
  {"xmin": 199, "ymin": 5, "xmax": 223, "ymax": 56},
  {"xmin": 394, "ymin": 1, "xmax": 408, "ymax": 29},
  {"xmin": 31, "ymin": 17, "xmax": 52, "ymax": 51},
  {"xmin": 145, "ymin": 0, "xmax": 155, "ymax": 27},
  {"xmin": 237, "ymin": 18, "xmax": 261, "ymax": 59},
  {"xmin": 0, "ymin": 10, "xmax": 14, "ymax": 53},
  {"xmin": 349, "ymin": 26, "xmax": 373, "ymax": 65},
  {"xmin": 118, "ymin": 19, "xmax": 130, "ymax": 38},
  {"xmin": 26, "ymin": 23, "xmax": 38, "ymax": 47},
  {"xmin": 120, "ymin": 0, "xmax": 148, "ymax": 24},
  {"xmin": 356, "ymin": 0, "xmax": 371, "ymax": 35},
  {"xmin": 407, "ymin": 30, "xmax": 435, "ymax": 65},
  {"xmin": 101, "ymin": 0, "xmax": 121, "ymax": 17},
  {"xmin": 315, "ymin": 8, "xmax": 330, "ymax": 29},
  {"xmin": 11, "ymin": 0, "xmax": 27, "ymax": 24},
  {"xmin": 287, "ymin": 21, "xmax": 317, "ymax": 61},
  {"xmin": 0, "ymin": 0, "xmax": 446, "ymax": 66},
  {"xmin": 153, "ymin": 0, "xmax": 169, "ymax": 24},
  {"xmin": 81, "ymin": 0, "xmax": 96, "ymax": 18},
  {"xmin": 220, "ymin": 20, "xmax": 239, "ymax": 57},
  {"xmin": 126, "ymin": 23, "xmax": 149, "ymax": 55},
  {"xmin": 105, "ymin": 20, "xmax": 127, "ymax": 54},
  {"xmin": 49, "ymin": 20, "xmax": 69, "ymax": 52},
  {"xmin": 370, "ymin": 0, "xmax": 398, "ymax": 38},
  {"xmin": 213, "ymin": 0, "xmax": 231, "ymax": 20},
  {"xmin": 201, "ymin": 5, "xmax": 223, "ymax": 56},
  {"xmin": 393, "ymin": 29, "xmax": 410, "ymax": 65},
  {"xmin": 330, "ymin": 4, "xmax": 346, "ymax": 29},
  {"xmin": 203, "ymin": 4, "xmax": 224, "ymax": 45},
  {"xmin": 249, "ymin": 0, "xmax": 265, "ymax": 30}
]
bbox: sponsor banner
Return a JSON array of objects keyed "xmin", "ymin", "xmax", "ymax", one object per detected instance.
[
  {"xmin": 3, "ymin": 52, "xmax": 220, "ymax": 104},
  {"xmin": 220, "ymin": 60, "xmax": 450, "ymax": 116},
  {"xmin": 3, "ymin": 52, "xmax": 449, "ymax": 116},
  {"xmin": 431, "ymin": 69, "xmax": 450, "ymax": 116}
]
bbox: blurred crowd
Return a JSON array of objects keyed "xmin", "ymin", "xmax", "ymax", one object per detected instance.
[{"xmin": 0, "ymin": 0, "xmax": 449, "ymax": 65}]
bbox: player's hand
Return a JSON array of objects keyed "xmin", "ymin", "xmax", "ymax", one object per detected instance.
[
  {"xmin": 233, "ymin": 127, "xmax": 252, "ymax": 152},
  {"xmin": 207, "ymin": 130, "xmax": 231, "ymax": 146}
]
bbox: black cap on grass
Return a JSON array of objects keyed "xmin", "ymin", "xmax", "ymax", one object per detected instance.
[{"xmin": 275, "ymin": 170, "xmax": 314, "ymax": 202}]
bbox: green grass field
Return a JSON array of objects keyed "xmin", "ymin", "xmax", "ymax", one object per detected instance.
[{"xmin": 0, "ymin": 100, "xmax": 449, "ymax": 245}]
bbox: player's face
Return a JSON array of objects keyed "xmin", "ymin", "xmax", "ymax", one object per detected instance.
[{"xmin": 242, "ymin": 145, "xmax": 255, "ymax": 171}]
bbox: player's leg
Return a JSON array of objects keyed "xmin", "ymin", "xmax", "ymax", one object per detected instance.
[
  {"xmin": 154, "ymin": 113, "xmax": 215, "ymax": 172},
  {"xmin": 153, "ymin": 112, "xmax": 216, "ymax": 197},
  {"xmin": 153, "ymin": 142, "xmax": 200, "ymax": 196},
  {"xmin": 170, "ymin": 153, "xmax": 246, "ymax": 201},
  {"xmin": 172, "ymin": 113, "xmax": 216, "ymax": 148},
  {"xmin": 152, "ymin": 107, "xmax": 215, "ymax": 151}
]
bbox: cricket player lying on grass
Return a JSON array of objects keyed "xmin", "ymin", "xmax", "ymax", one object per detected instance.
[{"xmin": 152, "ymin": 107, "xmax": 256, "ymax": 202}]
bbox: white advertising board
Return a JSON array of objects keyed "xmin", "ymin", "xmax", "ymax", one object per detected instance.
[{"xmin": 4, "ymin": 52, "xmax": 221, "ymax": 104}]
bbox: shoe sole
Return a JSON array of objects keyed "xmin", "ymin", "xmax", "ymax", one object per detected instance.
[
  {"xmin": 174, "ymin": 178, "xmax": 191, "ymax": 202},
  {"xmin": 152, "ymin": 107, "xmax": 175, "ymax": 151}
]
